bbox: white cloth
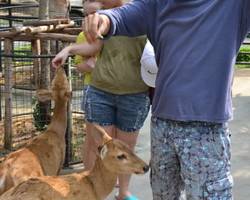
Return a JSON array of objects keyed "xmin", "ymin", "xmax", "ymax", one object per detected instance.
[{"xmin": 140, "ymin": 40, "xmax": 158, "ymax": 88}]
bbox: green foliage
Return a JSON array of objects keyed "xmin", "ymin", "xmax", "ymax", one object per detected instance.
[
  {"xmin": 236, "ymin": 45, "xmax": 250, "ymax": 68},
  {"xmin": 31, "ymin": 97, "xmax": 53, "ymax": 132},
  {"xmin": 0, "ymin": 19, "xmax": 8, "ymax": 25},
  {"xmin": 235, "ymin": 65, "xmax": 250, "ymax": 69},
  {"xmin": 237, "ymin": 46, "xmax": 250, "ymax": 62},
  {"xmin": 12, "ymin": 45, "xmax": 33, "ymax": 66},
  {"xmin": 14, "ymin": 45, "xmax": 32, "ymax": 56}
]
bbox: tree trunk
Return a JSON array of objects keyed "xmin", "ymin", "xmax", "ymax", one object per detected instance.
[
  {"xmin": 4, "ymin": 38, "xmax": 13, "ymax": 150},
  {"xmin": 61, "ymin": 42, "xmax": 73, "ymax": 165},
  {"xmin": 49, "ymin": 0, "xmax": 71, "ymax": 55},
  {"xmin": 38, "ymin": 0, "xmax": 51, "ymax": 127},
  {"xmin": 31, "ymin": 39, "xmax": 41, "ymax": 86},
  {"xmin": 49, "ymin": 0, "xmax": 70, "ymax": 19}
]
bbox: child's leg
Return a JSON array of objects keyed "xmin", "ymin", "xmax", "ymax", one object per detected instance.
[
  {"xmin": 82, "ymin": 121, "xmax": 97, "ymax": 170},
  {"xmin": 115, "ymin": 91, "xmax": 150, "ymax": 199},
  {"xmin": 82, "ymin": 121, "xmax": 114, "ymax": 171},
  {"xmin": 82, "ymin": 86, "xmax": 115, "ymax": 170},
  {"xmin": 177, "ymin": 122, "xmax": 233, "ymax": 200},
  {"xmin": 115, "ymin": 128, "xmax": 140, "ymax": 199},
  {"xmin": 150, "ymin": 117, "xmax": 185, "ymax": 200}
]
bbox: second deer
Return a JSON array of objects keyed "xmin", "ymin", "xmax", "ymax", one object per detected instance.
[
  {"xmin": 0, "ymin": 124, "xmax": 149, "ymax": 200},
  {"xmin": 0, "ymin": 67, "xmax": 72, "ymax": 195}
]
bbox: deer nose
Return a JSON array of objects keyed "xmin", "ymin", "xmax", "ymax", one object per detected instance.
[{"xmin": 143, "ymin": 165, "xmax": 149, "ymax": 173}]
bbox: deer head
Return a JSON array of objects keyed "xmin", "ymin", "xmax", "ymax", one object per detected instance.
[
  {"xmin": 51, "ymin": 67, "xmax": 70, "ymax": 91},
  {"xmin": 92, "ymin": 125, "xmax": 149, "ymax": 175},
  {"xmin": 36, "ymin": 67, "xmax": 72, "ymax": 103}
]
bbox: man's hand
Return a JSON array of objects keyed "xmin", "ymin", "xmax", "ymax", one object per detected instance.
[
  {"xmin": 51, "ymin": 47, "xmax": 70, "ymax": 68},
  {"xmin": 82, "ymin": 13, "xmax": 111, "ymax": 44}
]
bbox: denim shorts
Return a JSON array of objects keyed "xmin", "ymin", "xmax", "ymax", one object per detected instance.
[
  {"xmin": 84, "ymin": 86, "xmax": 150, "ymax": 132},
  {"xmin": 81, "ymin": 84, "xmax": 89, "ymax": 111}
]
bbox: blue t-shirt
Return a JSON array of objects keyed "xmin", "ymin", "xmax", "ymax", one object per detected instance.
[{"xmin": 98, "ymin": 0, "xmax": 250, "ymax": 123}]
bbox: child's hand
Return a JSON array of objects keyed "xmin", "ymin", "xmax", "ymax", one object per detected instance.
[
  {"xmin": 52, "ymin": 47, "xmax": 70, "ymax": 68},
  {"xmin": 84, "ymin": 56, "xmax": 97, "ymax": 70}
]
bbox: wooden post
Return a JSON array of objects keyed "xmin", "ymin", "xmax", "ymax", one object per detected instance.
[
  {"xmin": 39, "ymin": 0, "xmax": 51, "ymax": 91},
  {"xmin": 23, "ymin": 19, "xmax": 71, "ymax": 26},
  {"xmin": 0, "ymin": 32, "xmax": 78, "ymax": 43},
  {"xmin": 38, "ymin": 0, "xmax": 51, "ymax": 126},
  {"xmin": 51, "ymin": 28, "xmax": 82, "ymax": 35},
  {"xmin": 24, "ymin": 21, "xmax": 75, "ymax": 34},
  {"xmin": 61, "ymin": 41, "xmax": 73, "ymax": 167},
  {"xmin": 4, "ymin": 38, "xmax": 13, "ymax": 150},
  {"xmin": 11, "ymin": 26, "xmax": 29, "ymax": 34},
  {"xmin": 49, "ymin": 0, "xmax": 70, "ymax": 56},
  {"xmin": 31, "ymin": 39, "xmax": 41, "ymax": 86}
]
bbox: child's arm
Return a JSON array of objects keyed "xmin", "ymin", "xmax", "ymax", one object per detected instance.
[
  {"xmin": 52, "ymin": 40, "xmax": 103, "ymax": 68},
  {"xmin": 76, "ymin": 56, "xmax": 97, "ymax": 73}
]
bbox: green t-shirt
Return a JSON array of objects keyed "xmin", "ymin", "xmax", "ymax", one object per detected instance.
[{"xmin": 89, "ymin": 35, "xmax": 149, "ymax": 94}]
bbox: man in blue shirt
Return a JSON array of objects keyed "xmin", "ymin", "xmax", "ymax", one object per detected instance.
[{"xmin": 79, "ymin": 0, "xmax": 250, "ymax": 199}]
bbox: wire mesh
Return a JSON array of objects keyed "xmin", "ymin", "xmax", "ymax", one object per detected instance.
[
  {"xmin": 0, "ymin": 1, "xmax": 86, "ymax": 165},
  {"xmin": 0, "ymin": 50, "xmax": 86, "ymax": 165},
  {"xmin": 0, "ymin": 2, "xmax": 38, "ymax": 31}
]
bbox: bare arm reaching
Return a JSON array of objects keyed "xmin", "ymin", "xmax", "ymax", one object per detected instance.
[{"xmin": 52, "ymin": 41, "xmax": 103, "ymax": 68}]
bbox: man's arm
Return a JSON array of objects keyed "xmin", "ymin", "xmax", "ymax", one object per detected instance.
[
  {"xmin": 98, "ymin": 0, "xmax": 152, "ymax": 39},
  {"xmin": 82, "ymin": 0, "xmax": 152, "ymax": 44}
]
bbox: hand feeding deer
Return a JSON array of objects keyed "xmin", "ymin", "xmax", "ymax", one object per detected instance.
[
  {"xmin": 0, "ymin": 67, "xmax": 72, "ymax": 195},
  {"xmin": 0, "ymin": 124, "xmax": 149, "ymax": 200}
]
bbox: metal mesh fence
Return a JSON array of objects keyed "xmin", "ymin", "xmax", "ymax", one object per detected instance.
[
  {"xmin": 0, "ymin": 52, "xmax": 86, "ymax": 164},
  {"xmin": 0, "ymin": 2, "xmax": 38, "ymax": 31},
  {"xmin": 0, "ymin": 51, "xmax": 86, "ymax": 165},
  {"xmin": 0, "ymin": 1, "xmax": 86, "ymax": 166}
]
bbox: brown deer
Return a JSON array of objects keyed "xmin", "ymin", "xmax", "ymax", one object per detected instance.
[
  {"xmin": 0, "ymin": 124, "xmax": 149, "ymax": 200},
  {"xmin": 0, "ymin": 67, "xmax": 72, "ymax": 195}
]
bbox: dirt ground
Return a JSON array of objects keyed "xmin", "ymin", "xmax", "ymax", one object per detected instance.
[{"xmin": 0, "ymin": 115, "xmax": 86, "ymax": 162}]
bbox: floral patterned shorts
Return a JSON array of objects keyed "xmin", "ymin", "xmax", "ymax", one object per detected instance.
[{"xmin": 150, "ymin": 117, "xmax": 234, "ymax": 200}]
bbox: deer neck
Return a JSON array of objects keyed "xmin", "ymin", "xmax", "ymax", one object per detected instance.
[
  {"xmin": 87, "ymin": 156, "xmax": 117, "ymax": 200},
  {"xmin": 47, "ymin": 99, "xmax": 68, "ymax": 136}
]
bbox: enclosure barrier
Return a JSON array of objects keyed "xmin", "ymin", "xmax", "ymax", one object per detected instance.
[{"xmin": 0, "ymin": 16, "xmax": 86, "ymax": 168}]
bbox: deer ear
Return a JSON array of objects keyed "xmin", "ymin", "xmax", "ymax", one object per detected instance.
[
  {"xmin": 92, "ymin": 124, "xmax": 111, "ymax": 146},
  {"xmin": 59, "ymin": 91, "xmax": 73, "ymax": 103},
  {"xmin": 36, "ymin": 89, "xmax": 54, "ymax": 102},
  {"xmin": 65, "ymin": 91, "xmax": 73, "ymax": 103}
]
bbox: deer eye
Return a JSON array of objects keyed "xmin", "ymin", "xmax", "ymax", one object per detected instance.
[{"xmin": 117, "ymin": 154, "xmax": 127, "ymax": 160}]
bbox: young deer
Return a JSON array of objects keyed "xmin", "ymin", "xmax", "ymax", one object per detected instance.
[
  {"xmin": 0, "ymin": 124, "xmax": 149, "ymax": 200},
  {"xmin": 0, "ymin": 67, "xmax": 72, "ymax": 195}
]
